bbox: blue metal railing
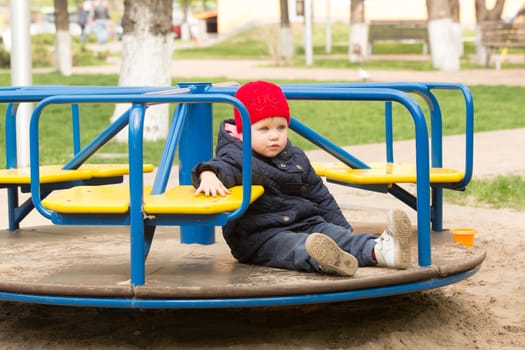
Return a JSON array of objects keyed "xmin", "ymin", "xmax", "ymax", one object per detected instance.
[
  {"xmin": 2, "ymin": 82, "xmax": 476, "ymax": 285},
  {"xmin": 28, "ymin": 92, "xmax": 255, "ymax": 286},
  {"xmin": 277, "ymin": 82, "xmax": 475, "ymax": 232}
]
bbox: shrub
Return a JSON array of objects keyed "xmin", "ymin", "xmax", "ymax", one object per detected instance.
[{"xmin": 0, "ymin": 46, "xmax": 10, "ymax": 68}]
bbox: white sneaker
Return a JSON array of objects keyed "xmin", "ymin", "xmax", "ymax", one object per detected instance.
[
  {"xmin": 305, "ymin": 233, "xmax": 358, "ymax": 277},
  {"xmin": 374, "ymin": 209, "xmax": 412, "ymax": 269}
]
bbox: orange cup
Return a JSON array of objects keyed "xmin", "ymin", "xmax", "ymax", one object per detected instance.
[{"xmin": 452, "ymin": 227, "xmax": 477, "ymax": 247}]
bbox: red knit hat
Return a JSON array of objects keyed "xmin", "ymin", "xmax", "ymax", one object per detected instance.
[{"xmin": 233, "ymin": 81, "xmax": 290, "ymax": 133}]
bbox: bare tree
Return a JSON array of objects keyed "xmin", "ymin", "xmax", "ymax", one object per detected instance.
[
  {"xmin": 53, "ymin": 0, "xmax": 72, "ymax": 76},
  {"xmin": 474, "ymin": 0, "xmax": 506, "ymax": 65},
  {"xmin": 113, "ymin": 0, "xmax": 173, "ymax": 142},
  {"xmin": 475, "ymin": 0, "xmax": 506, "ymax": 22},
  {"xmin": 426, "ymin": 0, "xmax": 462, "ymax": 70},
  {"xmin": 348, "ymin": 0, "xmax": 367, "ymax": 62},
  {"xmin": 279, "ymin": 0, "xmax": 294, "ymax": 64}
]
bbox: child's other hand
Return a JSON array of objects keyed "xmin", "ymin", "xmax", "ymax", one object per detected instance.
[{"xmin": 195, "ymin": 170, "xmax": 231, "ymax": 197}]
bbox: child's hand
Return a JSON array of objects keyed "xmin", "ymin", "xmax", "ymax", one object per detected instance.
[{"xmin": 195, "ymin": 170, "xmax": 231, "ymax": 197}]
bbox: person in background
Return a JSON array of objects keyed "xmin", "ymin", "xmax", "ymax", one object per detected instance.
[
  {"xmin": 92, "ymin": 0, "xmax": 110, "ymax": 44},
  {"xmin": 77, "ymin": 2, "xmax": 89, "ymax": 43}
]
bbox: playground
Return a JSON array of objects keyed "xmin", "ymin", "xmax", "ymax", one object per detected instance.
[{"xmin": 0, "ymin": 64, "xmax": 524, "ymax": 348}]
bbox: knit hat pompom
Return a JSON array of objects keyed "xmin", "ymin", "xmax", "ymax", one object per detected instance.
[{"xmin": 233, "ymin": 81, "xmax": 290, "ymax": 133}]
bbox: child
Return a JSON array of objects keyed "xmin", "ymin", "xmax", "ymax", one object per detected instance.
[{"xmin": 192, "ymin": 81, "xmax": 411, "ymax": 276}]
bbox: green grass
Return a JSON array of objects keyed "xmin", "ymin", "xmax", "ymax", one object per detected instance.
[
  {"xmin": 290, "ymin": 57, "xmax": 436, "ymax": 71},
  {"xmin": 175, "ymin": 23, "xmax": 525, "ymax": 70},
  {"xmin": 175, "ymin": 27, "xmax": 271, "ymax": 59},
  {"xmin": 1, "ymin": 21, "xmax": 524, "ymax": 211},
  {"xmin": 445, "ymin": 175, "xmax": 525, "ymax": 211}
]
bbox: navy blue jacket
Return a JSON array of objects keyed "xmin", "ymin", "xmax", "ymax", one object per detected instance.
[{"xmin": 192, "ymin": 120, "xmax": 352, "ymax": 262}]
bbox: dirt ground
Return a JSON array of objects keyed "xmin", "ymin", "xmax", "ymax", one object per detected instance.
[{"xmin": 0, "ymin": 198, "xmax": 523, "ymax": 349}]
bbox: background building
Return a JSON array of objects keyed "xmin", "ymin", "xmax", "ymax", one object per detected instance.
[{"xmin": 216, "ymin": 0, "xmax": 525, "ymax": 36}]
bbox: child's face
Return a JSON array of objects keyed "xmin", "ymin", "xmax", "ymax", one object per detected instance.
[{"xmin": 247, "ymin": 116, "xmax": 288, "ymax": 158}]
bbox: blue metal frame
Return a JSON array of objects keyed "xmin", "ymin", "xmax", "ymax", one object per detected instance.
[
  {"xmin": 177, "ymin": 83, "xmax": 215, "ymax": 244},
  {"xmin": 3, "ymin": 101, "xmax": 85, "ymax": 230},
  {"xmin": 209, "ymin": 82, "xmax": 473, "ymax": 264},
  {"xmin": 1, "ymin": 86, "xmax": 176, "ymax": 231},
  {"xmin": 278, "ymin": 82, "xmax": 475, "ymax": 233},
  {"xmin": 16, "ymin": 85, "xmax": 437, "ymax": 271},
  {"xmin": 0, "ymin": 82, "xmax": 480, "ymax": 309},
  {"xmin": 28, "ymin": 92, "xmax": 255, "ymax": 286},
  {"xmin": 151, "ymin": 104, "xmax": 188, "ymax": 195},
  {"xmin": 21, "ymin": 87, "xmax": 433, "ymax": 273}
]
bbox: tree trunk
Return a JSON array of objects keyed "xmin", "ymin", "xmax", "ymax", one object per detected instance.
[
  {"xmin": 426, "ymin": 0, "xmax": 461, "ymax": 71},
  {"xmin": 449, "ymin": 0, "xmax": 464, "ymax": 56},
  {"xmin": 474, "ymin": 0, "xmax": 506, "ymax": 65},
  {"xmin": 279, "ymin": 0, "xmax": 294, "ymax": 64},
  {"xmin": 303, "ymin": 0, "xmax": 313, "ymax": 66},
  {"xmin": 325, "ymin": 0, "xmax": 332, "ymax": 54},
  {"xmin": 181, "ymin": 0, "xmax": 191, "ymax": 40},
  {"xmin": 53, "ymin": 0, "xmax": 72, "ymax": 76},
  {"xmin": 348, "ymin": 0, "xmax": 367, "ymax": 62},
  {"xmin": 113, "ymin": 0, "xmax": 173, "ymax": 142}
]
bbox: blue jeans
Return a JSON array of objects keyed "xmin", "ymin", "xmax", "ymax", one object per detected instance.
[
  {"xmin": 93, "ymin": 19, "xmax": 109, "ymax": 44},
  {"xmin": 249, "ymin": 222, "xmax": 377, "ymax": 273}
]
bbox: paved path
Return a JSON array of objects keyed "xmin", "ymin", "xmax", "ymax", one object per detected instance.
[
  {"xmin": 34, "ymin": 41, "xmax": 525, "ymax": 86},
  {"xmin": 168, "ymin": 59, "xmax": 525, "ymax": 86},
  {"xmin": 61, "ymin": 58, "xmax": 525, "ymax": 86}
]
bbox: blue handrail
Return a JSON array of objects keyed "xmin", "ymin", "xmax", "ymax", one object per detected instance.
[
  {"xmin": 14, "ymin": 83, "xmax": 471, "ymax": 276},
  {"xmin": 276, "ymin": 82, "xmax": 474, "ymax": 233},
  {"xmin": 29, "ymin": 92, "xmax": 255, "ymax": 286},
  {"xmin": 29, "ymin": 93, "xmax": 255, "ymax": 223},
  {"xmin": 279, "ymin": 82, "xmax": 474, "ymax": 188},
  {"xmin": 151, "ymin": 103, "xmax": 189, "ymax": 195}
]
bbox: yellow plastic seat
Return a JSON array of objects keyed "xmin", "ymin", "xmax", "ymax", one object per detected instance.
[
  {"xmin": 0, "ymin": 163, "xmax": 155, "ymax": 185},
  {"xmin": 0, "ymin": 165, "xmax": 93, "ymax": 185},
  {"xmin": 311, "ymin": 162, "xmax": 343, "ymax": 176},
  {"xmin": 143, "ymin": 185, "xmax": 264, "ymax": 214},
  {"xmin": 78, "ymin": 163, "xmax": 155, "ymax": 177},
  {"xmin": 42, "ymin": 184, "xmax": 135, "ymax": 213},
  {"xmin": 314, "ymin": 162, "xmax": 464, "ymax": 185},
  {"xmin": 42, "ymin": 184, "xmax": 264, "ymax": 215}
]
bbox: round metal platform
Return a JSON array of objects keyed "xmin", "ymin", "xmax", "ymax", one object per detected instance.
[{"xmin": 0, "ymin": 224, "xmax": 485, "ymax": 309}]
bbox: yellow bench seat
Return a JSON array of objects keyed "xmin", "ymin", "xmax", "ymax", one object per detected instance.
[
  {"xmin": 76, "ymin": 163, "xmax": 155, "ymax": 177},
  {"xmin": 0, "ymin": 163, "xmax": 155, "ymax": 185},
  {"xmin": 312, "ymin": 162, "xmax": 464, "ymax": 185},
  {"xmin": 42, "ymin": 184, "xmax": 264, "ymax": 215}
]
